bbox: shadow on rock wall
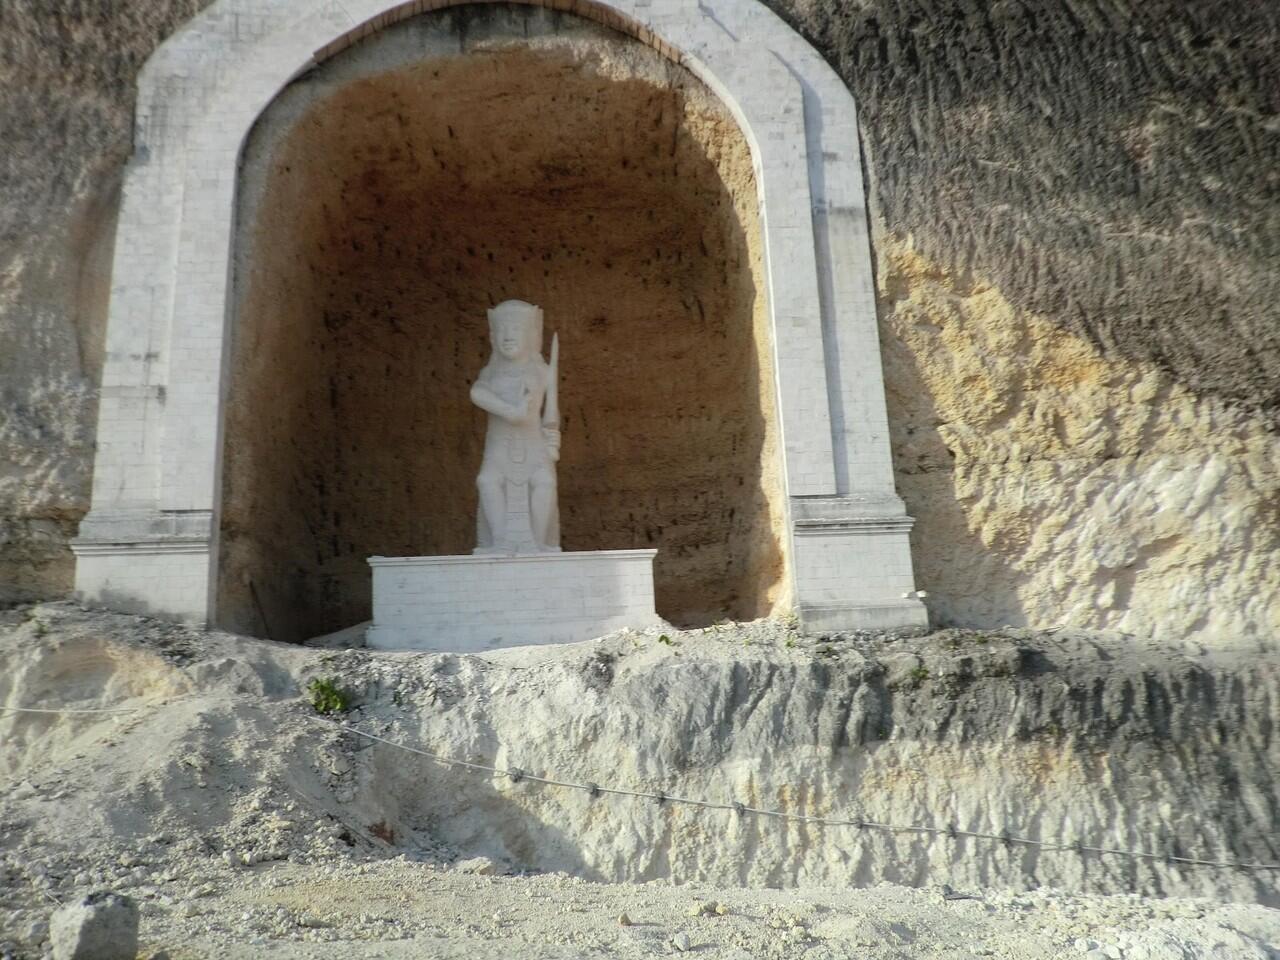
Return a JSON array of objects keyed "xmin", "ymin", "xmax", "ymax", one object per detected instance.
[{"xmin": 767, "ymin": 0, "xmax": 1280, "ymax": 415}]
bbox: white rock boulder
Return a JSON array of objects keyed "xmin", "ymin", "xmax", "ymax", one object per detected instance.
[{"xmin": 50, "ymin": 892, "xmax": 138, "ymax": 960}]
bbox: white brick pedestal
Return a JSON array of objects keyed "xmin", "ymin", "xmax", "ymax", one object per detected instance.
[{"xmin": 366, "ymin": 550, "xmax": 661, "ymax": 652}]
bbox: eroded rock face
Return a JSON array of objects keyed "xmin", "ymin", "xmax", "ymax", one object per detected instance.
[
  {"xmin": 337, "ymin": 626, "xmax": 1280, "ymax": 900},
  {"xmin": 761, "ymin": 0, "xmax": 1280, "ymax": 644},
  {"xmin": 2, "ymin": 605, "xmax": 1276, "ymax": 903},
  {"xmin": 770, "ymin": 0, "xmax": 1280, "ymax": 413},
  {"xmin": 2, "ymin": 1, "xmax": 1278, "ymax": 645},
  {"xmin": 879, "ymin": 242, "xmax": 1280, "ymax": 644}
]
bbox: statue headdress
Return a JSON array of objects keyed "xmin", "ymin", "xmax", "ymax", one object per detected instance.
[{"xmin": 487, "ymin": 299, "xmax": 543, "ymax": 358}]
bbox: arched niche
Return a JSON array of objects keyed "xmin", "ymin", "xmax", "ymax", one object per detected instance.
[
  {"xmin": 218, "ymin": 5, "xmax": 787, "ymax": 639},
  {"xmin": 73, "ymin": 0, "xmax": 928, "ymax": 636}
]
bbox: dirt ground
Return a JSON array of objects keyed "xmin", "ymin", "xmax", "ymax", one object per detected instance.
[{"xmin": 16, "ymin": 858, "xmax": 1280, "ymax": 959}]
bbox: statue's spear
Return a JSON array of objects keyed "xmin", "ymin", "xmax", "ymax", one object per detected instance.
[{"xmin": 543, "ymin": 332, "xmax": 560, "ymax": 431}]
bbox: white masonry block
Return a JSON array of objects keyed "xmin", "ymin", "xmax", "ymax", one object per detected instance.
[
  {"xmin": 366, "ymin": 550, "xmax": 662, "ymax": 652},
  {"xmin": 72, "ymin": 542, "xmax": 212, "ymax": 622}
]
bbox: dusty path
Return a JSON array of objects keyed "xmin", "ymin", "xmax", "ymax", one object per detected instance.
[{"xmin": 9, "ymin": 854, "xmax": 1280, "ymax": 958}]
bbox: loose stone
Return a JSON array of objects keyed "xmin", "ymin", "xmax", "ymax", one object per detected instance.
[{"xmin": 50, "ymin": 892, "xmax": 139, "ymax": 960}]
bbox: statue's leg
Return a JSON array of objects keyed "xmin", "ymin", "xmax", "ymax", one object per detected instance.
[
  {"xmin": 476, "ymin": 471, "xmax": 506, "ymax": 548},
  {"xmin": 529, "ymin": 469, "xmax": 558, "ymax": 551}
]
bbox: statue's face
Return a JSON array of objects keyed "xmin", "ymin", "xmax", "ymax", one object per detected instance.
[{"xmin": 494, "ymin": 315, "xmax": 529, "ymax": 361}]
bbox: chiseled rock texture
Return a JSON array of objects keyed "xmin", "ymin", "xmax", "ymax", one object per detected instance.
[
  {"xmin": 822, "ymin": 0, "xmax": 1280, "ymax": 646},
  {"xmin": 2, "ymin": 1, "xmax": 1278, "ymax": 645},
  {"xmin": 878, "ymin": 244, "xmax": 1280, "ymax": 646},
  {"xmin": 2, "ymin": 606, "xmax": 1277, "ymax": 905},
  {"xmin": 341, "ymin": 622, "xmax": 1280, "ymax": 903}
]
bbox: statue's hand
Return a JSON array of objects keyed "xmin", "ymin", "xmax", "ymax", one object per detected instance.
[
  {"xmin": 512, "ymin": 387, "xmax": 534, "ymax": 422},
  {"xmin": 542, "ymin": 427, "xmax": 561, "ymax": 462}
]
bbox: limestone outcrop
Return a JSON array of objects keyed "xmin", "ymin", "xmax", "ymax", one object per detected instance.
[
  {"xmin": 771, "ymin": 0, "xmax": 1280, "ymax": 645},
  {"xmin": 3, "ymin": 605, "xmax": 1276, "ymax": 904},
  {"xmin": 330, "ymin": 621, "xmax": 1280, "ymax": 901},
  {"xmin": 879, "ymin": 242, "xmax": 1280, "ymax": 645}
]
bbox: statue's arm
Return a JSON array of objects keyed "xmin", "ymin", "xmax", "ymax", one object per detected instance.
[{"xmin": 470, "ymin": 381, "xmax": 527, "ymax": 422}]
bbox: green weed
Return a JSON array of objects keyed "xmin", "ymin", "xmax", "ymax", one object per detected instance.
[{"xmin": 307, "ymin": 677, "xmax": 353, "ymax": 716}]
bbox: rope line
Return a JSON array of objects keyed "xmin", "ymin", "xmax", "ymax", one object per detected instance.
[
  {"xmin": 0, "ymin": 705, "xmax": 142, "ymax": 715},
  {"xmin": 318, "ymin": 716, "xmax": 1280, "ymax": 873}
]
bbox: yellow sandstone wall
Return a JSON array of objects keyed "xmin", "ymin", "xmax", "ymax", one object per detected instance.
[{"xmin": 880, "ymin": 240, "xmax": 1280, "ymax": 643}]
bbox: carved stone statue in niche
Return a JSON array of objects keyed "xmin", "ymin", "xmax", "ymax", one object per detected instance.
[{"xmin": 471, "ymin": 299, "xmax": 561, "ymax": 555}]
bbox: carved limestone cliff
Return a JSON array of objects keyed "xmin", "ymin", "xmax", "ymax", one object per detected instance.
[{"xmin": 2, "ymin": 1, "xmax": 1277, "ymax": 645}]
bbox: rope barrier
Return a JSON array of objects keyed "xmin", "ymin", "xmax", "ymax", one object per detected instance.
[
  {"xmin": 316, "ymin": 716, "xmax": 1280, "ymax": 874},
  {"xmin": 0, "ymin": 705, "xmax": 142, "ymax": 715}
]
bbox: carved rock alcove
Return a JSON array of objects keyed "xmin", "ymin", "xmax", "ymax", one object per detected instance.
[
  {"xmin": 72, "ymin": 0, "xmax": 927, "ymax": 639},
  {"xmin": 218, "ymin": 8, "xmax": 785, "ymax": 639}
]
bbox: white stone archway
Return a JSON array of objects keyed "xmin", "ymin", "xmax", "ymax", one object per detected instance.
[{"xmin": 73, "ymin": 0, "xmax": 928, "ymax": 633}]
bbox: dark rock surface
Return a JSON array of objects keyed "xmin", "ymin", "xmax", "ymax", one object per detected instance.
[{"xmin": 765, "ymin": 0, "xmax": 1280, "ymax": 415}]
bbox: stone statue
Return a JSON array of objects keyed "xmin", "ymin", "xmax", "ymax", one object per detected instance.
[{"xmin": 471, "ymin": 300, "xmax": 561, "ymax": 555}]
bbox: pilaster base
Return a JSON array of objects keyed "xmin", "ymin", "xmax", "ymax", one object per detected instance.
[
  {"xmin": 790, "ymin": 496, "xmax": 929, "ymax": 634},
  {"xmin": 71, "ymin": 510, "xmax": 214, "ymax": 622},
  {"xmin": 797, "ymin": 599, "xmax": 928, "ymax": 634}
]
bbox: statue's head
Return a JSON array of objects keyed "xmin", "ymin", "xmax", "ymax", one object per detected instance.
[{"xmin": 487, "ymin": 299, "xmax": 543, "ymax": 362}]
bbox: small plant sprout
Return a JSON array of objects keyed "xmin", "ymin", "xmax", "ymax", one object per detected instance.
[{"xmin": 307, "ymin": 677, "xmax": 353, "ymax": 716}]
